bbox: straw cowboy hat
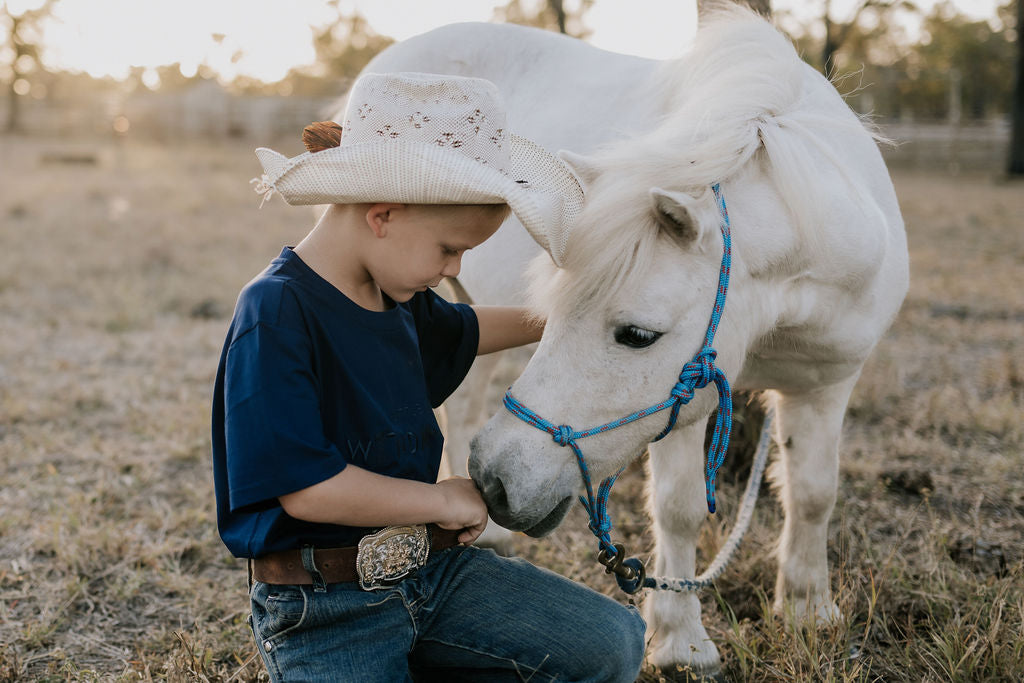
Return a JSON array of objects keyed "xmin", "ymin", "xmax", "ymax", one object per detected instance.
[{"xmin": 252, "ymin": 72, "xmax": 583, "ymax": 263}]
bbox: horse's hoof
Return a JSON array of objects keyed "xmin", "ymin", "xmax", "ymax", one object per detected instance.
[{"xmin": 774, "ymin": 595, "xmax": 842, "ymax": 625}]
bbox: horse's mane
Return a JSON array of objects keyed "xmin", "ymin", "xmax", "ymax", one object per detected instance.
[{"xmin": 531, "ymin": 5, "xmax": 886, "ymax": 316}]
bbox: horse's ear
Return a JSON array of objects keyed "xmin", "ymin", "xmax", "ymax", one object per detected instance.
[
  {"xmin": 650, "ymin": 187, "xmax": 703, "ymax": 248},
  {"xmin": 557, "ymin": 150, "xmax": 601, "ymax": 192}
]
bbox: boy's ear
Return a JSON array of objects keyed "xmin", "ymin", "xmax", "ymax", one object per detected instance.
[{"xmin": 365, "ymin": 203, "xmax": 403, "ymax": 238}]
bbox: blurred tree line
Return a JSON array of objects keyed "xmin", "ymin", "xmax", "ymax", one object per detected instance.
[
  {"xmin": 229, "ymin": 0, "xmax": 1019, "ymax": 123},
  {"xmin": 492, "ymin": 0, "xmax": 594, "ymax": 37},
  {"xmin": 237, "ymin": 0, "xmax": 593, "ymax": 96},
  {"xmin": 1, "ymin": 0, "xmax": 1018, "ymax": 128},
  {"xmin": 266, "ymin": 0, "xmax": 1018, "ymax": 124},
  {"xmin": 1, "ymin": 0, "xmax": 55, "ymax": 131},
  {"xmin": 782, "ymin": 0, "xmax": 1018, "ymax": 122},
  {"xmin": 236, "ymin": 2, "xmax": 395, "ymax": 96}
]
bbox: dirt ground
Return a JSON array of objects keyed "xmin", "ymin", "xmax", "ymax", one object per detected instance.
[{"xmin": 0, "ymin": 134, "xmax": 1021, "ymax": 681}]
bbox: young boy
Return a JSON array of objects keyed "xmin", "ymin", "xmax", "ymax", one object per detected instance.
[{"xmin": 212, "ymin": 73, "xmax": 645, "ymax": 682}]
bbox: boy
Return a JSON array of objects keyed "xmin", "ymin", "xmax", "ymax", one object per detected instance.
[{"xmin": 212, "ymin": 73, "xmax": 645, "ymax": 682}]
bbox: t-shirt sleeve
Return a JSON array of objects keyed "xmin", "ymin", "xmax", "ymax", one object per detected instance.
[
  {"xmin": 223, "ymin": 322, "xmax": 348, "ymax": 513},
  {"xmin": 410, "ymin": 290, "xmax": 479, "ymax": 408}
]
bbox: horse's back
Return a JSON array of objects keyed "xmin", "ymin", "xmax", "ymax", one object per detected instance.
[{"xmin": 364, "ymin": 22, "xmax": 661, "ymax": 153}]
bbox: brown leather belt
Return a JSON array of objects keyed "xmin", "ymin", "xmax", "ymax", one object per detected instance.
[{"xmin": 251, "ymin": 525, "xmax": 461, "ymax": 586}]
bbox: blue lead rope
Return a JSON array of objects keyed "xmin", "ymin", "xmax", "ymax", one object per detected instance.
[{"xmin": 503, "ymin": 183, "xmax": 734, "ymax": 588}]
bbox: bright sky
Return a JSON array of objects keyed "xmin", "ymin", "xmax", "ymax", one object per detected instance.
[{"xmin": 8, "ymin": 0, "xmax": 1007, "ymax": 84}]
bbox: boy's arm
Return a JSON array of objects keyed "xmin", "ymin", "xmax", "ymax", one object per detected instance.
[
  {"xmin": 471, "ymin": 306, "xmax": 544, "ymax": 355},
  {"xmin": 278, "ymin": 466, "xmax": 488, "ymax": 544}
]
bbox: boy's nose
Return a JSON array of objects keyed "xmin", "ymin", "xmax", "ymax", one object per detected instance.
[{"xmin": 441, "ymin": 256, "xmax": 462, "ymax": 278}]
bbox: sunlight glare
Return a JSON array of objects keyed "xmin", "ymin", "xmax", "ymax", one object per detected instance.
[
  {"xmin": 141, "ymin": 68, "xmax": 160, "ymax": 90},
  {"xmin": 26, "ymin": 0, "xmax": 1009, "ymax": 85},
  {"xmin": 5, "ymin": 0, "xmax": 48, "ymax": 16},
  {"xmin": 41, "ymin": 0, "xmax": 328, "ymax": 82}
]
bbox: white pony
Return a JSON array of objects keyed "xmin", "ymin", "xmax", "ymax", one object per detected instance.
[{"xmin": 362, "ymin": 6, "xmax": 908, "ymax": 676}]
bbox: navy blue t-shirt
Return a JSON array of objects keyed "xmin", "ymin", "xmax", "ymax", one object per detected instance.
[{"xmin": 211, "ymin": 247, "xmax": 479, "ymax": 558}]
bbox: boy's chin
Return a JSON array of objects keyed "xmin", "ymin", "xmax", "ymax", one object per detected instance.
[{"xmin": 382, "ymin": 287, "xmax": 418, "ymax": 304}]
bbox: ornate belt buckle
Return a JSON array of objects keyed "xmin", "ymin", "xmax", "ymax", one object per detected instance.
[{"xmin": 356, "ymin": 524, "xmax": 430, "ymax": 590}]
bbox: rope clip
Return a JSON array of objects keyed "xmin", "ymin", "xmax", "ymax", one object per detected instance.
[{"xmin": 597, "ymin": 542, "xmax": 647, "ymax": 594}]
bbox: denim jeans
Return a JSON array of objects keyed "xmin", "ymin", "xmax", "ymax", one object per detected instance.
[{"xmin": 249, "ymin": 545, "xmax": 646, "ymax": 682}]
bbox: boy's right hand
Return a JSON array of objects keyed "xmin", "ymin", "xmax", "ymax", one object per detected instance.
[{"xmin": 434, "ymin": 477, "xmax": 488, "ymax": 544}]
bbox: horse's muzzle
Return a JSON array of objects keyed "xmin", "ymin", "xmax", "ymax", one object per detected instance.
[{"xmin": 469, "ymin": 429, "xmax": 575, "ymax": 536}]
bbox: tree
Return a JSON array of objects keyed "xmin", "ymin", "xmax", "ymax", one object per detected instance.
[
  {"xmin": 270, "ymin": 3, "xmax": 394, "ymax": 97},
  {"xmin": 1009, "ymin": 0, "xmax": 1023, "ymax": 175},
  {"xmin": 1, "ymin": 0, "xmax": 58, "ymax": 132},
  {"xmin": 492, "ymin": 0, "xmax": 594, "ymax": 39},
  {"xmin": 910, "ymin": 4, "xmax": 1015, "ymax": 119},
  {"xmin": 746, "ymin": 0, "xmax": 771, "ymax": 16},
  {"xmin": 550, "ymin": 0, "xmax": 567, "ymax": 33},
  {"xmin": 310, "ymin": 9, "xmax": 393, "ymax": 81},
  {"xmin": 819, "ymin": 0, "xmax": 917, "ymax": 76},
  {"xmin": 776, "ymin": 0, "xmax": 1015, "ymax": 123}
]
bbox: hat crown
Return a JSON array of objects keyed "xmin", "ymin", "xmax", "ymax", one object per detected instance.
[{"xmin": 340, "ymin": 72, "xmax": 512, "ymax": 174}]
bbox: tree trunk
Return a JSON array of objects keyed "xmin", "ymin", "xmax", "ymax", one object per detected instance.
[
  {"xmin": 822, "ymin": 0, "xmax": 839, "ymax": 76},
  {"xmin": 1008, "ymin": 0, "xmax": 1024, "ymax": 175},
  {"xmin": 549, "ymin": 0, "xmax": 567, "ymax": 34},
  {"xmin": 5, "ymin": 80, "xmax": 20, "ymax": 133},
  {"xmin": 744, "ymin": 0, "xmax": 772, "ymax": 17},
  {"xmin": 4, "ymin": 14, "xmax": 21, "ymax": 133}
]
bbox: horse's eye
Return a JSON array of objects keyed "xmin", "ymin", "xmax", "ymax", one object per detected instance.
[{"xmin": 614, "ymin": 325, "xmax": 662, "ymax": 348}]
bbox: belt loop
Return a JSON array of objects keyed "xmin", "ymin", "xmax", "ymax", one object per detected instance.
[{"xmin": 301, "ymin": 545, "xmax": 328, "ymax": 593}]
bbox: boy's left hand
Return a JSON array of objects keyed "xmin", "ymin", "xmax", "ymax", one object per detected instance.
[{"xmin": 434, "ymin": 476, "xmax": 489, "ymax": 544}]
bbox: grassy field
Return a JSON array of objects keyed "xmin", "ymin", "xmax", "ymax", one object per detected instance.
[{"xmin": 0, "ymin": 134, "xmax": 1021, "ymax": 682}]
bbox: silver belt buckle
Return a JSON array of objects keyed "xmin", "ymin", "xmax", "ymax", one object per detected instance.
[{"xmin": 356, "ymin": 524, "xmax": 430, "ymax": 591}]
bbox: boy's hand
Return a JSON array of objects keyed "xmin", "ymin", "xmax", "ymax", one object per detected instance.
[{"xmin": 434, "ymin": 477, "xmax": 488, "ymax": 544}]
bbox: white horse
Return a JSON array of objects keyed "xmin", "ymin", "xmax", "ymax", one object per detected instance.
[{"xmin": 362, "ymin": 7, "xmax": 908, "ymax": 676}]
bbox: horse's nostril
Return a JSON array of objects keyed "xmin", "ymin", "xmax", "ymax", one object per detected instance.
[{"xmin": 486, "ymin": 476, "xmax": 510, "ymax": 514}]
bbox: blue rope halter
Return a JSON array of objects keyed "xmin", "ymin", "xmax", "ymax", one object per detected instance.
[{"xmin": 503, "ymin": 183, "xmax": 733, "ymax": 590}]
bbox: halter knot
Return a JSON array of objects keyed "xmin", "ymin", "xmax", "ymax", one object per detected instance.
[
  {"xmin": 553, "ymin": 425, "xmax": 574, "ymax": 447},
  {"xmin": 670, "ymin": 383, "xmax": 694, "ymax": 401},
  {"xmin": 683, "ymin": 347, "xmax": 718, "ymax": 389}
]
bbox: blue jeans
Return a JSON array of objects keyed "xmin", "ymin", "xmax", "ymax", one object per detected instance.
[{"xmin": 250, "ymin": 545, "xmax": 646, "ymax": 682}]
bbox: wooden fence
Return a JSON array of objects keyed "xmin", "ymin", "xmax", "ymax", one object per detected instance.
[
  {"xmin": 4, "ymin": 92, "xmax": 1012, "ymax": 172},
  {"xmin": 878, "ymin": 121, "xmax": 1011, "ymax": 173}
]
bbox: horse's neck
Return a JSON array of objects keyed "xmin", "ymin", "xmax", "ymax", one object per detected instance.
[{"xmin": 726, "ymin": 159, "xmax": 904, "ymax": 389}]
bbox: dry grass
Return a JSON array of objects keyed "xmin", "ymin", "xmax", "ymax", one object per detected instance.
[{"xmin": 0, "ymin": 134, "xmax": 1021, "ymax": 682}]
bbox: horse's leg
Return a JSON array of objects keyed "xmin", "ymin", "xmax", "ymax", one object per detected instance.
[
  {"xmin": 769, "ymin": 375, "xmax": 858, "ymax": 621},
  {"xmin": 645, "ymin": 419, "xmax": 721, "ymax": 676},
  {"xmin": 439, "ymin": 350, "xmax": 516, "ymax": 549}
]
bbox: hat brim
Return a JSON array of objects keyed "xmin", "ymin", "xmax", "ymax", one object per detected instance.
[{"xmin": 255, "ymin": 135, "xmax": 582, "ymax": 264}]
